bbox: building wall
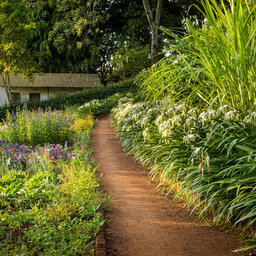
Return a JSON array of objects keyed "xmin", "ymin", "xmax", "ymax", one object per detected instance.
[
  {"xmin": 11, "ymin": 87, "xmax": 84, "ymax": 102},
  {"xmin": 0, "ymin": 73, "xmax": 102, "ymax": 106},
  {"xmin": 0, "ymin": 87, "xmax": 86, "ymax": 106},
  {"xmin": 0, "ymin": 87, "xmax": 8, "ymax": 106}
]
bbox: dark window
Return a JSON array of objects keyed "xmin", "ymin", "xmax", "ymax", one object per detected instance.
[
  {"xmin": 11, "ymin": 93, "xmax": 20, "ymax": 103},
  {"xmin": 29, "ymin": 93, "xmax": 40, "ymax": 101}
]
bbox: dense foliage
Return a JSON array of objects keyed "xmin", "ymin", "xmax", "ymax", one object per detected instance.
[
  {"xmin": 3, "ymin": 0, "xmax": 256, "ymax": 253},
  {"xmin": 24, "ymin": 0, "xmax": 197, "ymax": 83},
  {"xmin": 112, "ymin": 0, "xmax": 256, "ymax": 251},
  {"xmin": 0, "ymin": 112, "xmax": 105, "ymax": 255},
  {"xmin": 107, "ymin": 45, "xmax": 151, "ymax": 83},
  {"xmin": 138, "ymin": 0, "xmax": 256, "ymax": 112},
  {"xmin": 0, "ymin": 0, "xmax": 37, "ymax": 103},
  {"xmin": 27, "ymin": 0, "xmax": 104, "ymax": 74}
]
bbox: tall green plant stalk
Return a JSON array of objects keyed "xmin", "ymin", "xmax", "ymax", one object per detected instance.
[
  {"xmin": 138, "ymin": 0, "xmax": 256, "ymax": 112},
  {"xmin": 185, "ymin": 0, "xmax": 256, "ymax": 111}
]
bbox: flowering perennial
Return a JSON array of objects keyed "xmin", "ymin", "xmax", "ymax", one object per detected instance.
[{"xmin": 0, "ymin": 140, "xmax": 75, "ymax": 170}]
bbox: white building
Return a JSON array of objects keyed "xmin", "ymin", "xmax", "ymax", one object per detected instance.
[{"xmin": 0, "ymin": 73, "xmax": 102, "ymax": 106}]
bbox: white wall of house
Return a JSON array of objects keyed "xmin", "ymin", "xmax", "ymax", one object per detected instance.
[
  {"xmin": 0, "ymin": 73, "xmax": 102, "ymax": 106},
  {"xmin": 11, "ymin": 87, "xmax": 49, "ymax": 102},
  {"xmin": 0, "ymin": 86, "xmax": 86, "ymax": 106},
  {"xmin": 11, "ymin": 87, "xmax": 83, "ymax": 102},
  {"xmin": 0, "ymin": 87, "xmax": 8, "ymax": 106}
]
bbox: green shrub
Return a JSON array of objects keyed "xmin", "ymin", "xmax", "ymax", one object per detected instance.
[
  {"xmin": 77, "ymin": 93, "xmax": 127, "ymax": 118},
  {"xmin": 107, "ymin": 45, "xmax": 151, "ymax": 83}
]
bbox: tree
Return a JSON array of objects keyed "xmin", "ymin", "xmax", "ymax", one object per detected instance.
[
  {"xmin": 24, "ymin": 0, "xmax": 196, "ymax": 83},
  {"xmin": 48, "ymin": 0, "xmax": 104, "ymax": 73},
  {"xmin": 0, "ymin": 0, "xmax": 36, "ymax": 103},
  {"xmin": 26, "ymin": 0, "xmax": 105, "ymax": 74},
  {"xmin": 107, "ymin": 44, "xmax": 151, "ymax": 83},
  {"xmin": 26, "ymin": 0, "xmax": 59, "ymax": 73},
  {"xmin": 95, "ymin": 0, "xmax": 151, "ymax": 84},
  {"xmin": 142, "ymin": 0, "xmax": 163, "ymax": 64}
]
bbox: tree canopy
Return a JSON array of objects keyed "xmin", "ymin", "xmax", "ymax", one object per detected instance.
[
  {"xmin": 3, "ymin": 0, "xmax": 203, "ymax": 85},
  {"xmin": 0, "ymin": 0, "xmax": 36, "ymax": 103}
]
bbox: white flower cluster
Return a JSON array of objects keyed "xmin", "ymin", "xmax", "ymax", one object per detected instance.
[
  {"xmin": 198, "ymin": 109, "xmax": 217, "ymax": 125},
  {"xmin": 243, "ymin": 112, "xmax": 256, "ymax": 124},
  {"xmin": 78, "ymin": 99, "xmax": 101, "ymax": 111},
  {"xmin": 183, "ymin": 134, "xmax": 197, "ymax": 144},
  {"xmin": 158, "ymin": 121, "xmax": 172, "ymax": 138},
  {"xmin": 78, "ymin": 93, "xmax": 122, "ymax": 114},
  {"xmin": 113, "ymin": 98, "xmax": 191, "ymax": 143},
  {"xmin": 113, "ymin": 102, "xmax": 134, "ymax": 123},
  {"xmin": 112, "ymin": 97, "xmax": 254, "ymax": 150},
  {"xmin": 224, "ymin": 110, "xmax": 240, "ymax": 120},
  {"xmin": 142, "ymin": 128, "xmax": 150, "ymax": 141}
]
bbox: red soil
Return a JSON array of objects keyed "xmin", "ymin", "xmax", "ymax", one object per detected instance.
[{"xmin": 92, "ymin": 116, "xmax": 254, "ymax": 256}]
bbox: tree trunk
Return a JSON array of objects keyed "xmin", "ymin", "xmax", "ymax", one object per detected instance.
[
  {"xmin": 142, "ymin": 0, "xmax": 163, "ymax": 64},
  {"xmin": 0, "ymin": 72, "xmax": 12, "ymax": 104},
  {"xmin": 151, "ymin": 25, "xmax": 159, "ymax": 64}
]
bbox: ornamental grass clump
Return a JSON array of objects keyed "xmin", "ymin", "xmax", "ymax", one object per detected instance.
[
  {"xmin": 137, "ymin": 46, "xmax": 199, "ymax": 102},
  {"xmin": 111, "ymin": 96, "xmax": 256, "ymax": 250},
  {"xmin": 138, "ymin": 0, "xmax": 256, "ymax": 112},
  {"xmin": 0, "ymin": 108, "xmax": 74, "ymax": 146},
  {"xmin": 185, "ymin": 0, "xmax": 256, "ymax": 111}
]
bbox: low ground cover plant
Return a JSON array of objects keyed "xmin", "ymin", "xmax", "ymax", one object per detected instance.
[
  {"xmin": 112, "ymin": 96, "xmax": 256, "ymax": 250},
  {"xmin": 0, "ymin": 114, "xmax": 105, "ymax": 255}
]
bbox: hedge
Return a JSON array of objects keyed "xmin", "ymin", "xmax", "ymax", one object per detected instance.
[{"xmin": 0, "ymin": 80, "xmax": 136, "ymax": 122}]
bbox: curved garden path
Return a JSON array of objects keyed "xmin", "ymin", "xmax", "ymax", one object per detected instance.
[{"xmin": 92, "ymin": 116, "xmax": 251, "ymax": 256}]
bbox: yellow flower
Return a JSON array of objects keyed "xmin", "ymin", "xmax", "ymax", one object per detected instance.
[{"xmin": 73, "ymin": 116, "xmax": 93, "ymax": 132}]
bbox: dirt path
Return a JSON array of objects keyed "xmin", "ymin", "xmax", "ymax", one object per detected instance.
[{"xmin": 92, "ymin": 116, "xmax": 251, "ymax": 256}]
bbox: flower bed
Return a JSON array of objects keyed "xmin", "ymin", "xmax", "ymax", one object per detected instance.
[
  {"xmin": 0, "ymin": 114, "xmax": 105, "ymax": 255},
  {"xmin": 0, "ymin": 140, "xmax": 75, "ymax": 171}
]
